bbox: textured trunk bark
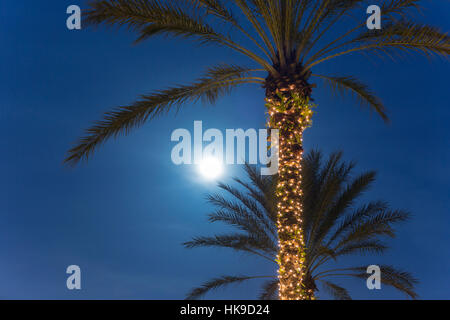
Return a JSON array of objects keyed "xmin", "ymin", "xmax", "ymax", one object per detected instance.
[{"xmin": 265, "ymin": 74, "xmax": 315, "ymax": 300}]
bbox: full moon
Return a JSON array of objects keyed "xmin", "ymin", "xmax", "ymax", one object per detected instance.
[{"xmin": 198, "ymin": 157, "xmax": 223, "ymax": 180}]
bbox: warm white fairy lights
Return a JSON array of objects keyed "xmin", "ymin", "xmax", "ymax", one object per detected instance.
[{"xmin": 266, "ymin": 91, "xmax": 315, "ymax": 300}]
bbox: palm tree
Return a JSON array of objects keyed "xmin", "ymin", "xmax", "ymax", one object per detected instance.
[
  {"xmin": 184, "ymin": 150, "xmax": 417, "ymax": 300},
  {"xmin": 65, "ymin": 0, "xmax": 447, "ymax": 299}
]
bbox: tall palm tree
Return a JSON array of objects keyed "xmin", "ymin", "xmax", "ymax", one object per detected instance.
[
  {"xmin": 65, "ymin": 0, "xmax": 447, "ymax": 299},
  {"xmin": 184, "ymin": 150, "xmax": 417, "ymax": 300}
]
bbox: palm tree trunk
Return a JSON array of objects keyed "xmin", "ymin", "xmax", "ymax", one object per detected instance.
[{"xmin": 265, "ymin": 74, "xmax": 315, "ymax": 300}]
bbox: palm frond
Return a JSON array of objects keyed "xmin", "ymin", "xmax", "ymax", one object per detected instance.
[
  {"xmin": 306, "ymin": 151, "xmax": 354, "ymax": 244},
  {"xmin": 299, "ymin": 0, "xmax": 363, "ymax": 61},
  {"xmin": 233, "ymin": 0, "xmax": 278, "ymax": 62},
  {"xmin": 249, "ymin": 0, "xmax": 282, "ymax": 59},
  {"xmin": 207, "ymin": 209, "xmax": 276, "ymax": 248},
  {"xmin": 216, "ymin": 182, "xmax": 277, "ymax": 237},
  {"xmin": 312, "ymin": 171, "xmax": 376, "ymax": 247},
  {"xmin": 343, "ymin": 265, "xmax": 419, "ymax": 299},
  {"xmin": 312, "ymin": 74, "xmax": 389, "ymax": 121},
  {"xmin": 296, "ymin": 0, "xmax": 364, "ymax": 57},
  {"xmin": 304, "ymin": 0, "xmax": 422, "ymax": 66},
  {"xmin": 191, "ymin": 0, "xmax": 274, "ymax": 60},
  {"xmin": 301, "ymin": 149, "xmax": 323, "ymax": 232},
  {"xmin": 258, "ymin": 279, "xmax": 279, "ymax": 300},
  {"xmin": 326, "ymin": 201, "xmax": 389, "ymax": 246},
  {"xmin": 319, "ymin": 280, "xmax": 352, "ymax": 300},
  {"xmin": 381, "ymin": 0, "xmax": 421, "ymax": 20},
  {"xmin": 192, "ymin": 0, "xmax": 237, "ymax": 24},
  {"xmin": 335, "ymin": 239, "xmax": 389, "ymax": 256},
  {"xmin": 308, "ymin": 21, "xmax": 450, "ymax": 68},
  {"xmin": 353, "ymin": 21, "xmax": 450, "ymax": 58},
  {"xmin": 85, "ymin": 0, "xmax": 214, "ymax": 43},
  {"xmin": 334, "ymin": 209, "xmax": 410, "ymax": 250},
  {"xmin": 233, "ymin": 164, "xmax": 277, "ymax": 222},
  {"xmin": 310, "ymin": 240, "xmax": 388, "ymax": 272},
  {"xmin": 206, "ymin": 193, "xmax": 274, "ymax": 239},
  {"xmin": 183, "ymin": 233, "xmax": 277, "ymax": 258},
  {"xmin": 308, "ymin": 245, "xmax": 337, "ymax": 266},
  {"xmin": 64, "ymin": 64, "xmax": 261, "ymax": 165},
  {"xmin": 185, "ymin": 275, "xmax": 263, "ymax": 299},
  {"xmin": 85, "ymin": 0, "xmax": 274, "ymax": 70}
]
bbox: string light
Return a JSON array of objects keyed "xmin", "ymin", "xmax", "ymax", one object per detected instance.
[{"xmin": 266, "ymin": 90, "xmax": 316, "ymax": 300}]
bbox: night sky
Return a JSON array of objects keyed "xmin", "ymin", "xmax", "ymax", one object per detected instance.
[{"xmin": 1, "ymin": 1, "xmax": 449, "ymax": 299}]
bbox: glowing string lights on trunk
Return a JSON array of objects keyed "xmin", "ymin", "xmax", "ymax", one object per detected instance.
[{"xmin": 266, "ymin": 91, "xmax": 315, "ymax": 300}]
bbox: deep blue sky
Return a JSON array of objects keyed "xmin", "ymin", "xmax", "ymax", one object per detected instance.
[{"xmin": 0, "ymin": 1, "xmax": 449, "ymax": 299}]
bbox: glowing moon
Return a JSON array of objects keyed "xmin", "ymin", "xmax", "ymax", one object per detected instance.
[{"xmin": 198, "ymin": 157, "xmax": 223, "ymax": 180}]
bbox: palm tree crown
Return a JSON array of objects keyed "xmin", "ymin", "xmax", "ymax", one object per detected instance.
[
  {"xmin": 65, "ymin": 0, "xmax": 449, "ymax": 164},
  {"xmin": 184, "ymin": 150, "xmax": 417, "ymax": 300}
]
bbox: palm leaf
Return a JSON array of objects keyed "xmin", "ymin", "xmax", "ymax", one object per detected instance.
[
  {"xmin": 353, "ymin": 21, "xmax": 450, "ymax": 59},
  {"xmin": 333, "ymin": 209, "xmax": 410, "ymax": 250},
  {"xmin": 233, "ymin": 164, "xmax": 277, "ymax": 222},
  {"xmin": 64, "ymin": 64, "xmax": 261, "ymax": 165},
  {"xmin": 85, "ymin": 0, "xmax": 274, "ymax": 70},
  {"xmin": 186, "ymin": 275, "xmax": 263, "ymax": 299},
  {"xmin": 308, "ymin": 21, "xmax": 450, "ymax": 68},
  {"xmin": 258, "ymin": 279, "xmax": 279, "ymax": 300},
  {"xmin": 183, "ymin": 233, "xmax": 277, "ymax": 258},
  {"xmin": 319, "ymin": 280, "xmax": 352, "ymax": 300},
  {"xmin": 215, "ymin": 182, "xmax": 277, "ymax": 237},
  {"xmin": 343, "ymin": 265, "xmax": 419, "ymax": 299},
  {"xmin": 192, "ymin": 0, "xmax": 237, "ymax": 24},
  {"xmin": 381, "ymin": 0, "xmax": 420, "ymax": 16},
  {"xmin": 306, "ymin": 151, "xmax": 354, "ymax": 244},
  {"xmin": 312, "ymin": 171, "xmax": 377, "ymax": 247},
  {"xmin": 334, "ymin": 239, "xmax": 389, "ymax": 256},
  {"xmin": 301, "ymin": 149, "xmax": 323, "ymax": 233},
  {"xmin": 312, "ymin": 74, "xmax": 389, "ymax": 121},
  {"xmin": 326, "ymin": 201, "xmax": 389, "ymax": 246},
  {"xmin": 206, "ymin": 193, "xmax": 274, "ymax": 238}
]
